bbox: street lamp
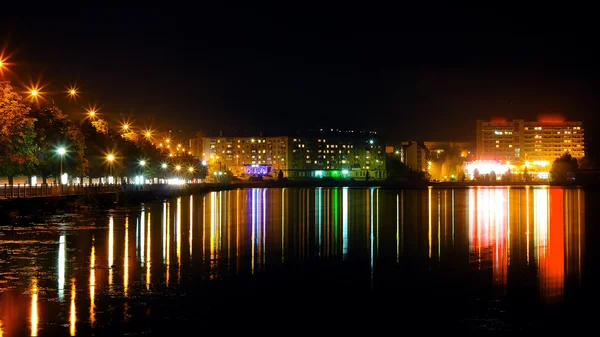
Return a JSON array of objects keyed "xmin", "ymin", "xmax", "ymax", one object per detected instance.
[
  {"xmin": 30, "ymin": 89, "xmax": 55, "ymax": 106},
  {"xmin": 57, "ymin": 147, "xmax": 66, "ymax": 183},
  {"xmin": 107, "ymin": 154, "xmax": 115, "ymax": 181},
  {"xmin": 67, "ymin": 86, "xmax": 79, "ymax": 99}
]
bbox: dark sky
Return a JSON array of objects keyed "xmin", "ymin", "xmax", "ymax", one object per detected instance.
[{"xmin": 1, "ymin": 6, "xmax": 599, "ymax": 149}]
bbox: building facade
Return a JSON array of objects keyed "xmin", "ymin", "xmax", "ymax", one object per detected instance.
[
  {"xmin": 188, "ymin": 131, "xmax": 205, "ymax": 159},
  {"xmin": 476, "ymin": 118, "xmax": 585, "ymax": 163},
  {"xmin": 288, "ymin": 129, "xmax": 386, "ymax": 180},
  {"xmin": 202, "ymin": 136, "xmax": 289, "ymax": 177},
  {"xmin": 401, "ymin": 141, "xmax": 429, "ymax": 172}
]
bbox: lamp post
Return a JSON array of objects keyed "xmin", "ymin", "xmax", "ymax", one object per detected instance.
[
  {"xmin": 30, "ymin": 89, "xmax": 55, "ymax": 106},
  {"xmin": 57, "ymin": 147, "xmax": 66, "ymax": 184},
  {"xmin": 107, "ymin": 154, "xmax": 115, "ymax": 183}
]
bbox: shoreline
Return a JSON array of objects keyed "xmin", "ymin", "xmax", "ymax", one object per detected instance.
[{"xmin": 1, "ymin": 179, "xmax": 594, "ymax": 224}]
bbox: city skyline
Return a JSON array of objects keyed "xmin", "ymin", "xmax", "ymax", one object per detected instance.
[{"xmin": 2, "ymin": 7, "xmax": 599, "ymax": 152}]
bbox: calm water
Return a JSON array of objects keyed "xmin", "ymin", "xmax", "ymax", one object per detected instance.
[{"xmin": 1, "ymin": 186, "xmax": 599, "ymax": 335}]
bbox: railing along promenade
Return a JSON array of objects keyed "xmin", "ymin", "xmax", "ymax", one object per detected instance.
[{"xmin": 0, "ymin": 183, "xmax": 120, "ymax": 199}]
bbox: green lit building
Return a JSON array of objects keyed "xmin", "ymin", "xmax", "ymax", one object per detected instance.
[{"xmin": 287, "ymin": 128, "xmax": 387, "ymax": 180}]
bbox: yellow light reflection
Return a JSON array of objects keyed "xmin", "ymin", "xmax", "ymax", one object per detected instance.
[
  {"xmin": 31, "ymin": 278, "xmax": 38, "ymax": 336},
  {"xmin": 90, "ymin": 236, "xmax": 96, "ymax": 325},
  {"xmin": 526, "ymin": 186, "xmax": 530, "ymax": 264},
  {"xmin": 428, "ymin": 187, "xmax": 432, "ymax": 259},
  {"xmin": 281, "ymin": 188, "xmax": 285, "ymax": 263},
  {"xmin": 177, "ymin": 197, "xmax": 182, "ymax": 283},
  {"xmin": 210, "ymin": 192, "xmax": 216, "ymax": 262},
  {"xmin": 69, "ymin": 278, "xmax": 76, "ymax": 336},
  {"xmin": 108, "ymin": 216, "xmax": 114, "ymax": 288},
  {"xmin": 166, "ymin": 202, "xmax": 170, "ymax": 287},
  {"xmin": 396, "ymin": 192, "xmax": 400, "ymax": 263},
  {"xmin": 124, "ymin": 217, "xmax": 129, "ymax": 296},
  {"xmin": 146, "ymin": 212, "xmax": 151, "ymax": 290}
]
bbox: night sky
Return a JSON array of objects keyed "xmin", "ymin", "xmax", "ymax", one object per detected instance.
[{"xmin": 1, "ymin": 6, "xmax": 599, "ymax": 152}]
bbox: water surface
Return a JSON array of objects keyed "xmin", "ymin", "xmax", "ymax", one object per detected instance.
[{"xmin": 0, "ymin": 186, "xmax": 598, "ymax": 335}]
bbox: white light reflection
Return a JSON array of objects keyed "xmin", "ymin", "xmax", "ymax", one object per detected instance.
[
  {"xmin": 189, "ymin": 195, "xmax": 193, "ymax": 259},
  {"xmin": 141, "ymin": 209, "xmax": 145, "ymax": 264},
  {"xmin": 58, "ymin": 234, "xmax": 66, "ymax": 301}
]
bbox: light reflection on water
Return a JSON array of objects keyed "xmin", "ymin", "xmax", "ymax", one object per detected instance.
[{"xmin": 0, "ymin": 187, "xmax": 589, "ymax": 335}]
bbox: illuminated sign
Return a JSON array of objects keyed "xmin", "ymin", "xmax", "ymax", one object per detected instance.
[{"xmin": 245, "ymin": 164, "xmax": 271, "ymax": 175}]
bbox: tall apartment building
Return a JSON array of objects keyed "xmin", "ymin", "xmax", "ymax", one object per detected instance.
[
  {"xmin": 288, "ymin": 129, "xmax": 386, "ymax": 179},
  {"xmin": 476, "ymin": 118, "xmax": 585, "ymax": 163},
  {"xmin": 401, "ymin": 141, "xmax": 429, "ymax": 172},
  {"xmin": 188, "ymin": 131, "xmax": 205, "ymax": 159},
  {"xmin": 202, "ymin": 136, "xmax": 289, "ymax": 176}
]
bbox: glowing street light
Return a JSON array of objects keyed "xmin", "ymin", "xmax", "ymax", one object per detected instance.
[
  {"xmin": 67, "ymin": 86, "xmax": 79, "ymax": 99},
  {"xmin": 161, "ymin": 163, "xmax": 167, "ymax": 169},
  {"xmin": 188, "ymin": 167, "xmax": 194, "ymax": 173},
  {"xmin": 139, "ymin": 160, "xmax": 146, "ymax": 167},
  {"xmin": 175, "ymin": 165, "xmax": 181, "ymax": 171},
  {"xmin": 122, "ymin": 123, "xmax": 129, "ymax": 131},
  {"xmin": 107, "ymin": 154, "xmax": 115, "ymax": 178},
  {"xmin": 57, "ymin": 147, "xmax": 66, "ymax": 182}
]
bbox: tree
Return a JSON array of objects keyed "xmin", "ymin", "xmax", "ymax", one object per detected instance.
[
  {"xmin": 490, "ymin": 170, "xmax": 497, "ymax": 182},
  {"xmin": 81, "ymin": 119, "xmax": 109, "ymax": 182},
  {"xmin": 502, "ymin": 168, "xmax": 513, "ymax": 182},
  {"xmin": 473, "ymin": 168, "xmax": 480, "ymax": 181},
  {"xmin": 523, "ymin": 166, "xmax": 532, "ymax": 182},
  {"xmin": 29, "ymin": 105, "xmax": 88, "ymax": 183},
  {"xmin": 0, "ymin": 81, "xmax": 37, "ymax": 183},
  {"xmin": 550, "ymin": 153, "xmax": 578, "ymax": 183}
]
